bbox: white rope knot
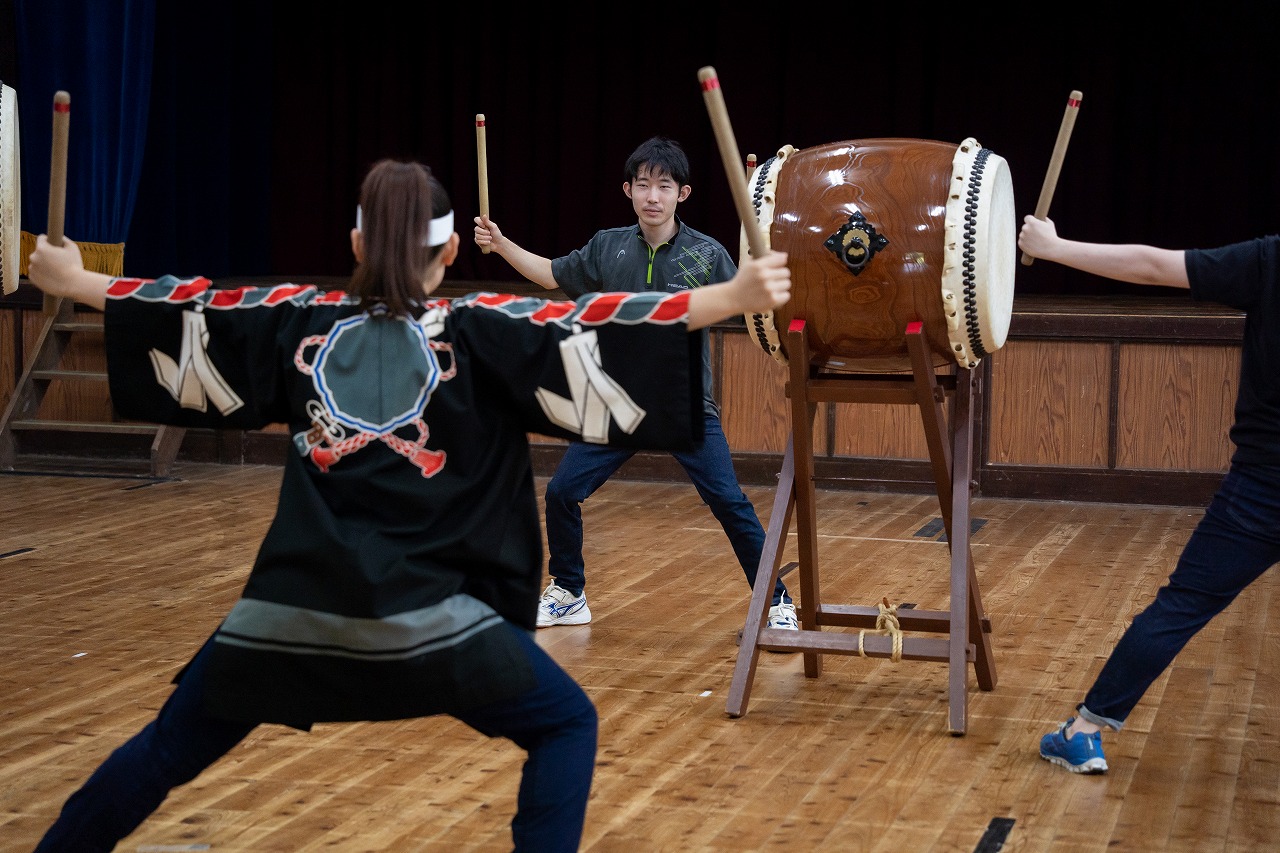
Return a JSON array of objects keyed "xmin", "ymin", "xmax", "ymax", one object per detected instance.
[{"xmin": 857, "ymin": 597, "xmax": 904, "ymax": 662}]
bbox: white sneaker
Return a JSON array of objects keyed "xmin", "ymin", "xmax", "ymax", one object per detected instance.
[
  {"xmin": 536, "ymin": 584, "xmax": 592, "ymax": 627},
  {"xmin": 767, "ymin": 601, "xmax": 799, "ymax": 630}
]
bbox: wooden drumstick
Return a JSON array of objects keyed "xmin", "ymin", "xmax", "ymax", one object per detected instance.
[
  {"xmin": 746, "ymin": 153, "xmax": 756, "ymax": 178},
  {"xmin": 1022, "ymin": 89, "xmax": 1082, "ymax": 266},
  {"xmin": 45, "ymin": 90, "xmax": 70, "ymax": 314},
  {"xmin": 698, "ymin": 67, "xmax": 767, "ymax": 258},
  {"xmin": 476, "ymin": 113, "xmax": 490, "ymax": 254}
]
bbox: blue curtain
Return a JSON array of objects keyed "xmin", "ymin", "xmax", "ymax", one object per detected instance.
[
  {"xmin": 14, "ymin": 0, "xmax": 155, "ymax": 245},
  {"xmin": 121, "ymin": 2, "xmax": 273, "ymax": 279}
]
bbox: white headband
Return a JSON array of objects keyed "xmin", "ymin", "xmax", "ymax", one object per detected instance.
[{"xmin": 355, "ymin": 205, "xmax": 455, "ymax": 248}]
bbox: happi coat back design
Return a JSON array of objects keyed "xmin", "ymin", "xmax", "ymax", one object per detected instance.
[{"xmin": 103, "ymin": 277, "xmax": 704, "ymax": 726}]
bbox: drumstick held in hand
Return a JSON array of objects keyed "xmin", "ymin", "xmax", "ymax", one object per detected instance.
[
  {"xmin": 1022, "ymin": 89, "xmax": 1082, "ymax": 266},
  {"xmin": 476, "ymin": 113, "xmax": 490, "ymax": 254},
  {"xmin": 698, "ymin": 67, "xmax": 767, "ymax": 258},
  {"xmin": 45, "ymin": 90, "xmax": 70, "ymax": 314}
]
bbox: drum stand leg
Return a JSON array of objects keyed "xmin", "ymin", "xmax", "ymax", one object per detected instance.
[{"xmin": 725, "ymin": 321, "xmax": 997, "ymax": 734}]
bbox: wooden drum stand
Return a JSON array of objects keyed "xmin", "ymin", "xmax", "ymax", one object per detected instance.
[{"xmin": 726, "ymin": 320, "xmax": 997, "ymax": 735}]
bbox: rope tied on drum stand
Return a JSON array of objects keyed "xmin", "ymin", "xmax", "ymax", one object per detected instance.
[{"xmin": 857, "ymin": 597, "xmax": 904, "ymax": 661}]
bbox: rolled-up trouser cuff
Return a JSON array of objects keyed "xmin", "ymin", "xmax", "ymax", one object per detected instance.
[{"xmin": 1077, "ymin": 703, "xmax": 1123, "ymax": 732}]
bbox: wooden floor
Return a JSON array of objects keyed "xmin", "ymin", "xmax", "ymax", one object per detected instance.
[{"xmin": 1, "ymin": 462, "xmax": 1276, "ymax": 852}]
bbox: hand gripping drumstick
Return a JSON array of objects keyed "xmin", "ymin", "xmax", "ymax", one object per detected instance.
[
  {"xmin": 698, "ymin": 67, "xmax": 767, "ymax": 258},
  {"xmin": 45, "ymin": 90, "xmax": 70, "ymax": 314},
  {"xmin": 476, "ymin": 114, "xmax": 490, "ymax": 254},
  {"xmin": 1022, "ymin": 89, "xmax": 1082, "ymax": 266}
]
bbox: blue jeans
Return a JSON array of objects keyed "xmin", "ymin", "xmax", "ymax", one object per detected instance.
[
  {"xmin": 544, "ymin": 414, "xmax": 789, "ymax": 606},
  {"xmin": 1078, "ymin": 463, "xmax": 1280, "ymax": 731},
  {"xmin": 36, "ymin": 624, "xmax": 597, "ymax": 853}
]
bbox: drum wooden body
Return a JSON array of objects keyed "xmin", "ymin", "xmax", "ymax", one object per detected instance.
[{"xmin": 742, "ymin": 137, "xmax": 1015, "ymax": 372}]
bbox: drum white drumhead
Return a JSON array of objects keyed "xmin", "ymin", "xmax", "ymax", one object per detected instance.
[
  {"xmin": 741, "ymin": 144, "xmax": 794, "ymax": 367},
  {"xmin": 0, "ymin": 82, "xmax": 19, "ymax": 295},
  {"xmin": 941, "ymin": 137, "xmax": 1016, "ymax": 368}
]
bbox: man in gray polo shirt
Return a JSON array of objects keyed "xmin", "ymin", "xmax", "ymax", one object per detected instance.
[{"xmin": 474, "ymin": 136, "xmax": 797, "ymax": 635}]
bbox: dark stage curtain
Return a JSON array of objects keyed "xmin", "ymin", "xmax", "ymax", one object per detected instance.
[
  {"xmin": 12, "ymin": 5, "xmax": 1279, "ymax": 297},
  {"xmin": 13, "ymin": 0, "xmax": 155, "ymax": 271},
  {"xmin": 257, "ymin": 10, "xmax": 1280, "ymax": 298},
  {"xmin": 121, "ymin": 2, "xmax": 273, "ymax": 279}
]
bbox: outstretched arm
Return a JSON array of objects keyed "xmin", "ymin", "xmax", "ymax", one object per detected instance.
[
  {"xmin": 1018, "ymin": 215, "xmax": 1189, "ymax": 288},
  {"xmin": 473, "ymin": 215, "xmax": 558, "ymax": 290},
  {"xmin": 687, "ymin": 250, "xmax": 791, "ymax": 330},
  {"xmin": 26, "ymin": 235, "xmax": 111, "ymax": 310}
]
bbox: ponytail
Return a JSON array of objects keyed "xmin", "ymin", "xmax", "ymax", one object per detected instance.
[{"xmin": 349, "ymin": 159, "xmax": 453, "ymax": 315}]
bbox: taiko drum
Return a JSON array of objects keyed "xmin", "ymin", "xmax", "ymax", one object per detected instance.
[{"xmin": 741, "ymin": 137, "xmax": 1015, "ymax": 372}]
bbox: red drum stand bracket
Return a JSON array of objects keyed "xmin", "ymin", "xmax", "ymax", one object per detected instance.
[{"xmin": 727, "ymin": 320, "xmax": 997, "ymax": 734}]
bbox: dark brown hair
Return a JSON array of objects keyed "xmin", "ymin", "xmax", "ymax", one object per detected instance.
[
  {"xmin": 347, "ymin": 159, "xmax": 452, "ymax": 315},
  {"xmin": 624, "ymin": 137, "xmax": 689, "ymax": 186}
]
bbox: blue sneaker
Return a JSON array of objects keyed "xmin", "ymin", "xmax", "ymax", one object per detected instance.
[{"xmin": 1040, "ymin": 718, "xmax": 1108, "ymax": 774}]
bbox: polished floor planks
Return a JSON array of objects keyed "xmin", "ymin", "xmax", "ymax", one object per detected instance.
[{"xmin": 1, "ymin": 463, "xmax": 1276, "ymax": 852}]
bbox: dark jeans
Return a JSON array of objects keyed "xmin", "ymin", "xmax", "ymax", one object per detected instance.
[
  {"xmin": 1078, "ymin": 463, "xmax": 1280, "ymax": 730},
  {"xmin": 544, "ymin": 414, "xmax": 789, "ymax": 606},
  {"xmin": 36, "ymin": 624, "xmax": 597, "ymax": 853}
]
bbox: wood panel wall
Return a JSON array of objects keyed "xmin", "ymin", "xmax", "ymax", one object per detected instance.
[
  {"xmin": 1116, "ymin": 343, "xmax": 1238, "ymax": 471},
  {"xmin": 12, "ymin": 306, "xmax": 115, "ymax": 423},
  {"xmin": 985, "ymin": 340, "xmax": 1237, "ymax": 473},
  {"xmin": 988, "ymin": 340, "xmax": 1112, "ymax": 468}
]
